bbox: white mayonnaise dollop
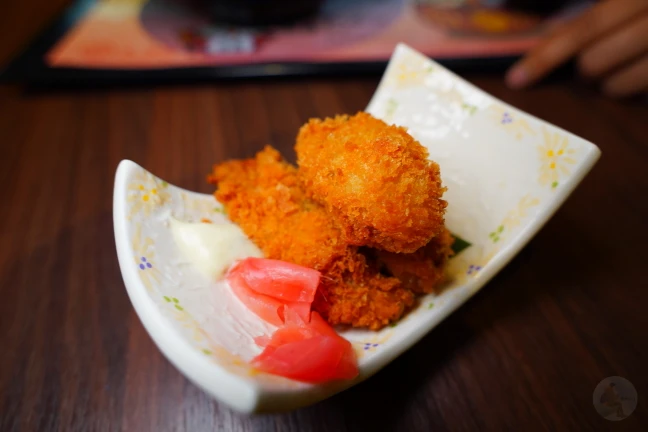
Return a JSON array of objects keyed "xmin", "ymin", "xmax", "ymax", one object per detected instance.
[{"xmin": 169, "ymin": 217, "xmax": 262, "ymax": 280}]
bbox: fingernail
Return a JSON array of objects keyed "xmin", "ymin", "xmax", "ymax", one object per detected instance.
[{"xmin": 506, "ymin": 66, "xmax": 528, "ymax": 89}]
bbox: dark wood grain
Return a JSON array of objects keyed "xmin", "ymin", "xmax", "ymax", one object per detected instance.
[{"xmin": 2, "ymin": 6, "xmax": 648, "ymax": 432}]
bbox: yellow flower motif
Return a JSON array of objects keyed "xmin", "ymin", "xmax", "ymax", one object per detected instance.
[
  {"xmin": 502, "ymin": 195, "xmax": 540, "ymax": 228},
  {"xmin": 435, "ymin": 87, "xmax": 478, "ymax": 114},
  {"xmin": 127, "ymin": 171, "xmax": 170, "ymax": 219},
  {"xmin": 131, "ymin": 224, "xmax": 161, "ymax": 292},
  {"xmin": 489, "ymin": 195, "xmax": 540, "ymax": 243},
  {"xmin": 385, "ymin": 54, "xmax": 477, "ymax": 114},
  {"xmin": 180, "ymin": 192, "xmax": 226, "ymax": 222},
  {"xmin": 537, "ymin": 128, "xmax": 577, "ymax": 189},
  {"xmin": 489, "ymin": 105, "xmax": 535, "ymax": 139},
  {"xmin": 387, "ymin": 57, "xmax": 434, "ymax": 88},
  {"xmin": 421, "ymin": 80, "xmax": 478, "ymax": 114},
  {"xmin": 438, "ymin": 86, "xmax": 462, "ymax": 104}
]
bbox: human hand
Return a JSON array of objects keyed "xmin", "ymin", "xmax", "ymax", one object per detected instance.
[{"xmin": 506, "ymin": 0, "xmax": 648, "ymax": 97}]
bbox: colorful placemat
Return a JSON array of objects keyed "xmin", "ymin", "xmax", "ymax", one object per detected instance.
[{"xmin": 2, "ymin": 0, "xmax": 592, "ymax": 84}]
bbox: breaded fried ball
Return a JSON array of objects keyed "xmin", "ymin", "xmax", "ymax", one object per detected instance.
[{"xmin": 296, "ymin": 112, "xmax": 447, "ymax": 253}]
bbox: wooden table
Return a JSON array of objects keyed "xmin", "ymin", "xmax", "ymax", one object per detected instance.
[{"xmin": 2, "ymin": 6, "xmax": 648, "ymax": 432}]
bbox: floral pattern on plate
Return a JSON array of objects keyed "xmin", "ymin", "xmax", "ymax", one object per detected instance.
[{"xmin": 114, "ymin": 44, "xmax": 600, "ymax": 413}]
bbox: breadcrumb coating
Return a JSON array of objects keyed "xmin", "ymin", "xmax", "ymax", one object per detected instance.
[
  {"xmin": 373, "ymin": 227, "xmax": 455, "ymax": 295},
  {"xmin": 295, "ymin": 112, "xmax": 447, "ymax": 253},
  {"xmin": 208, "ymin": 146, "xmax": 414, "ymax": 330}
]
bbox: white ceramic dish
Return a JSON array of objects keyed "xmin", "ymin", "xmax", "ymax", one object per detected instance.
[{"xmin": 113, "ymin": 44, "xmax": 600, "ymax": 414}]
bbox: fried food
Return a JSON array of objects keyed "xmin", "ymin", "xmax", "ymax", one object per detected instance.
[
  {"xmin": 315, "ymin": 251, "xmax": 414, "ymax": 330},
  {"xmin": 295, "ymin": 112, "xmax": 447, "ymax": 254},
  {"xmin": 209, "ymin": 145, "xmax": 345, "ymax": 271},
  {"xmin": 208, "ymin": 146, "xmax": 414, "ymax": 330},
  {"xmin": 208, "ymin": 111, "xmax": 453, "ymax": 330},
  {"xmin": 372, "ymin": 227, "xmax": 455, "ymax": 294}
]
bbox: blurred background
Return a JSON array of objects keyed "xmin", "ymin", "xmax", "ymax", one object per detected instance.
[
  {"xmin": 1, "ymin": 0, "xmax": 591, "ymax": 85},
  {"xmin": 1, "ymin": 1, "xmax": 647, "ymax": 431}
]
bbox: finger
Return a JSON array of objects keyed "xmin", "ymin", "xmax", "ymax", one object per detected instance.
[
  {"xmin": 578, "ymin": 14, "xmax": 648, "ymax": 78},
  {"xmin": 506, "ymin": 0, "xmax": 648, "ymax": 88},
  {"xmin": 603, "ymin": 54, "xmax": 648, "ymax": 97}
]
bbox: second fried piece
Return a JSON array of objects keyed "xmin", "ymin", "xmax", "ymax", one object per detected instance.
[
  {"xmin": 208, "ymin": 146, "xmax": 414, "ymax": 330},
  {"xmin": 296, "ymin": 112, "xmax": 447, "ymax": 254},
  {"xmin": 372, "ymin": 227, "xmax": 455, "ymax": 294},
  {"xmin": 314, "ymin": 251, "xmax": 414, "ymax": 330}
]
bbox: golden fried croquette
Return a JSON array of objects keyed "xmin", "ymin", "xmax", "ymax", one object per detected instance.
[
  {"xmin": 372, "ymin": 227, "xmax": 455, "ymax": 294},
  {"xmin": 209, "ymin": 146, "xmax": 346, "ymax": 271},
  {"xmin": 208, "ymin": 146, "xmax": 414, "ymax": 330},
  {"xmin": 295, "ymin": 112, "xmax": 448, "ymax": 254}
]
